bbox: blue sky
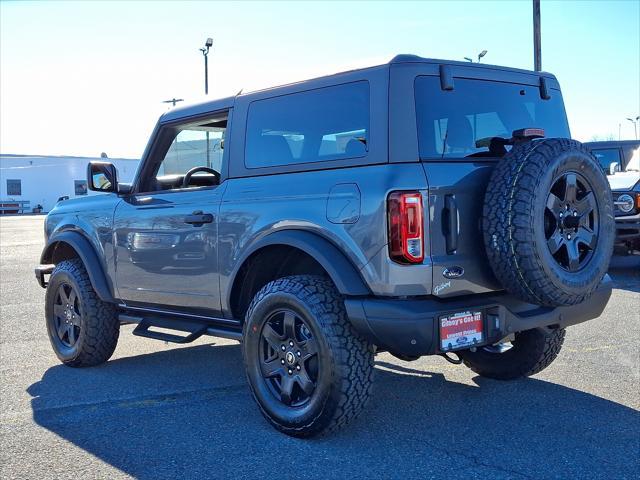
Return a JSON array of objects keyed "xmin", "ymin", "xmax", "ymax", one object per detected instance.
[{"xmin": 1, "ymin": 0, "xmax": 638, "ymax": 158}]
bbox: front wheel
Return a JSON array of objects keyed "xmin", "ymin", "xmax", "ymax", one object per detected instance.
[
  {"xmin": 45, "ymin": 259, "xmax": 119, "ymax": 367},
  {"xmin": 242, "ymin": 275, "xmax": 374, "ymax": 437},
  {"xmin": 457, "ymin": 327, "xmax": 566, "ymax": 380}
]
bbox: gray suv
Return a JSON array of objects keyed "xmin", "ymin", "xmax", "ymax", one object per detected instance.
[{"xmin": 36, "ymin": 55, "xmax": 615, "ymax": 437}]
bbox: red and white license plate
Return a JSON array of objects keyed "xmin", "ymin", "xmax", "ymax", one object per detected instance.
[{"xmin": 439, "ymin": 310, "xmax": 484, "ymax": 351}]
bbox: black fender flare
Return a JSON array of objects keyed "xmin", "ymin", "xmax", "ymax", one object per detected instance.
[
  {"xmin": 228, "ymin": 230, "xmax": 370, "ymax": 305},
  {"xmin": 40, "ymin": 231, "xmax": 116, "ymax": 303}
]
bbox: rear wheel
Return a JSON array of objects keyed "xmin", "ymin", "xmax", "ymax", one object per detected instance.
[
  {"xmin": 45, "ymin": 259, "xmax": 119, "ymax": 367},
  {"xmin": 242, "ymin": 275, "xmax": 374, "ymax": 437},
  {"xmin": 458, "ymin": 327, "xmax": 566, "ymax": 380}
]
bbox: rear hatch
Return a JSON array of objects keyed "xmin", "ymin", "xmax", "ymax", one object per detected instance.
[{"xmin": 392, "ymin": 61, "xmax": 571, "ymax": 298}]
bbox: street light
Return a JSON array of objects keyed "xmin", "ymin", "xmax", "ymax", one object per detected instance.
[
  {"xmin": 199, "ymin": 37, "xmax": 213, "ymax": 95},
  {"xmin": 464, "ymin": 51, "xmax": 487, "ymax": 63},
  {"xmin": 199, "ymin": 37, "xmax": 213, "ymax": 168},
  {"xmin": 627, "ymin": 117, "xmax": 639, "ymax": 140}
]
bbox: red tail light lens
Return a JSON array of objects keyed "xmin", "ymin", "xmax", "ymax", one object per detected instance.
[{"xmin": 388, "ymin": 191, "xmax": 424, "ymax": 264}]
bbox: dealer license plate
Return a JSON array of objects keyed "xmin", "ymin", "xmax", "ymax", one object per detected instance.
[{"xmin": 439, "ymin": 310, "xmax": 484, "ymax": 351}]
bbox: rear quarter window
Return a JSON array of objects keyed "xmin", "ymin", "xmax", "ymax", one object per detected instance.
[
  {"xmin": 415, "ymin": 76, "xmax": 570, "ymax": 160},
  {"xmin": 245, "ymin": 81, "xmax": 369, "ymax": 169}
]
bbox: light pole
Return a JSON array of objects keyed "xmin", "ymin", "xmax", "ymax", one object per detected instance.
[
  {"xmin": 200, "ymin": 37, "xmax": 213, "ymax": 167},
  {"xmin": 200, "ymin": 37, "xmax": 213, "ymax": 95},
  {"xmin": 533, "ymin": 0, "xmax": 541, "ymax": 71},
  {"xmin": 627, "ymin": 117, "xmax": 639, "ymax": 140},
  {"xmin": 463, "ymin": 51, "xmax": 487, "ymax": 63}
]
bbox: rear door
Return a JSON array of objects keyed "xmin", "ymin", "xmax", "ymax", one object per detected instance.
[{"xmin": 390, "ymin": 62, "xmax": 571, "ymax": 298}]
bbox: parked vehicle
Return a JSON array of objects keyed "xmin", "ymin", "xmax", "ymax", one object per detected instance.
[
  {"xmin": 35, "ymin": 55, "xmax": 614, "ymax": 437},
  {"xmin": 586, "ymin": 141, "xmax": 640, "ymax": 254}
]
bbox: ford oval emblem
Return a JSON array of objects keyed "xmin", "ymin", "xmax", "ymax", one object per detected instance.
[{"xmin": 443, "ymin": 266, "xmax": 464, "ymax": 279}]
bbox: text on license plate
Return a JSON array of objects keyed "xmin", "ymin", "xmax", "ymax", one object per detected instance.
[{"xmin": 439, "ymin": 311, "xmax": 483, "ymax": 351}]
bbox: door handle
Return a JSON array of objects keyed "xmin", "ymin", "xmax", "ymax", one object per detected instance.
[
  {"xmin": 184, "ymin": 211, "xmax": 213, "ymax": 225},
  {"xmin": 444, "ymin": 195, "xmax": 459, "ymax": 254}
]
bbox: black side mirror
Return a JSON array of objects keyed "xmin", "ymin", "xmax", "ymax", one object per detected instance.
[{"xmin": 87, "ymin": 161, "xmax": 118, "ymax": 192}]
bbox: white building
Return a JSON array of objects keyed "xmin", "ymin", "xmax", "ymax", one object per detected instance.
[{"xmin": 0, "ymin": 154, "xmax": 139, "ymax": 213}]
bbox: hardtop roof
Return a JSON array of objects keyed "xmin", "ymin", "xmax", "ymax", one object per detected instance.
[{"xmin": 160, "ymin": 54, "xmax": 559, "ymax": 123}]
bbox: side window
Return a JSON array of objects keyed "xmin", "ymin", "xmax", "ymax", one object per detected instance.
[
  {"xmin": 74, "ymin": 180, "xmax": 88, "ymax": 196},
  {"xmin": 245, "ymin": 81, "xmax": 369, "ymax": 168},
  {"xmin": 151, "ymin": 112, "xmax": 227, "ymax": 191},
  {"xmin": 591, "ymin": 148, "xmax": 621, "ymax": 173}
]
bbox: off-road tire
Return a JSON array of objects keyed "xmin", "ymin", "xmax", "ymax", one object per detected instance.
[
  {"xmin": 45, "ymin": 258, "xmax": 119, "ymax": 367},
  {"xmin": 483, "ymin": 138, "xmax": 614, "ymax": 306},
  {"xmin": 458, "ymin": 327, "xmax": 566, "ymax": 380},
  {"xmin": 242, "ymin": 275, "xmax": 374, "ymax": 437}
]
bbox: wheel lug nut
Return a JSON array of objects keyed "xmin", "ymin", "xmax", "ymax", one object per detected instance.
[
  {"xmin": 296, "ymin": 365, "xmax": 301, "ymax": 371},
  {"xmin": 567, "ymin": 234, "xmax": 571, "ymax": 240},
  {"xmin": 280, "ymin": 359, "xmax": 285, "ymax": 365},
  {"xmin": 559, "ymin": 212, "xmax": 563, "ymax": 218},
  {"xmin": 281, "ymin": 345, "xmax": 286, "ymax": 351},
  {"xmin": 288, "ymin": 369, "xmax": 293, "ymax": 375},
  {"xmin": 297, "ymin": 351, "xmax": 301, "ymax": 357},
  {"xmin": 289, "ymin": 341, "xmax": 294, "ymax": 347},
  {"xmin": 573, "ymin": 211, "xmax": 577, "ymax": 217}
]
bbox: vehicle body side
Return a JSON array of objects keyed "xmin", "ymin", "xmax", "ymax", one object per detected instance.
[{"xmin": 41, "ymin": 56, "xmax": 588, "ymax": 332}]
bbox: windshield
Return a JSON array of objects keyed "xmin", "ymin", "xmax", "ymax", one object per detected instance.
[{"xmin": 415, "ymin": 76, "xmax": 571, "ymax": 160}]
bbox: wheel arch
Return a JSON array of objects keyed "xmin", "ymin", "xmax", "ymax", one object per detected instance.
[
  {"xmin": 40, "ymin": 231, "xmax": 116, "ymax": 303},
  {"xmin": 227, "ymin": 230, "xmax": 370, "ymax": 320}
]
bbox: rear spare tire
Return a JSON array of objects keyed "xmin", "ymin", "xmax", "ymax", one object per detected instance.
[{"xmin": 483, "ymin": 138, "xmax": 614, "ymax": 306}]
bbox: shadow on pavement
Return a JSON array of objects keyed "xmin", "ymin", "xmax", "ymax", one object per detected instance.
[{"xmin": 28, "ymin": 343, "xmax": 639, "ymax": 479}]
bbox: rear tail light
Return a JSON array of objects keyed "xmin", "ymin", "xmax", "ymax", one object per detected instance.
[{"xmin": 388, "ymin": 191, "xmax": 424, "ymax": 264}]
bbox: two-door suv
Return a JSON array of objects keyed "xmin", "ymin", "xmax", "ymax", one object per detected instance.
[{"xmin": 36, "ymin": 55, "xmax": 614, "ymax": 437}]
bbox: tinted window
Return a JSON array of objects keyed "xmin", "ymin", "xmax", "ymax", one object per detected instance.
[
  {"xmin": 245, "ymin": 81, "xmax": 369, "ymax": 168},
  {"xmin": 74, "ymin": 180, "xmax": 88, "ymax": 195},
  {"xmin": 6, "ymin": 179, "xmax": 21, "ymax": 196},
  {"xmin": 415, "ymin": 76, "xmax": 570, "ymax": 159},
  {"xmin": 591, "ymin": 148, "xmax": 621, "ymax": 173}
]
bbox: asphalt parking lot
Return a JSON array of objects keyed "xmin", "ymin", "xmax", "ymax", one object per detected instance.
[{"xmin": 0, "ymin": 215, "xmax": 638, "ymax": 479}]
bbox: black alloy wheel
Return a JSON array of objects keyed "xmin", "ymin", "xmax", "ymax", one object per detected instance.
[
  {"xmin": 242, "ymin": 275, "xmax": 374, "ymax": 437},
  {"xmin": 45, "ymin": 258, "xmax": 119, "ymax": 367},
  {"xmin": 52, "ymin": 282, "xmax": 82, "ymax": 347},
  {"xmin": 259, "ymin": 308, "xmax": 319, "ymax": 406},
  {"xmin": 545, "ymin": 172, "xmax": 599, "ymax": 272}
]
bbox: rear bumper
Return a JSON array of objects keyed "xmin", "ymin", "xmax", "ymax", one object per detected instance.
[{"xmin": 344, "ymin": 275, "xmax": 613, "ymax": 358}]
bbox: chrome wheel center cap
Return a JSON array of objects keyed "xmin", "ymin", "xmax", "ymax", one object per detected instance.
[{"xmin": 285, "ymin": 351, "xmax": 295, "ymax": 365}]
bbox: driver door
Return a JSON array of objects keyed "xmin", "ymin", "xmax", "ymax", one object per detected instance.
[{"xmin": 113, "ymin": 111, "xmax": 229, "ymax": 314}]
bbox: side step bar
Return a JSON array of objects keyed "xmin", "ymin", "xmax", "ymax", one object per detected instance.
[{"xmin": 120, "ymin": 312, "xmax": 242, "ymax": 344}]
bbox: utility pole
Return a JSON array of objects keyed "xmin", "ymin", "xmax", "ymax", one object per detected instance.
[
  {"xmin": 200, "ymin": 38, "xmax": 213, "ymax": 167},
  {"xmin": 162, "ymin": 98, "xmax": 184, "ymax": 107},
  {"xmin": 533, "ymin": 0, "xmax": 542, "ymax": 71}
]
